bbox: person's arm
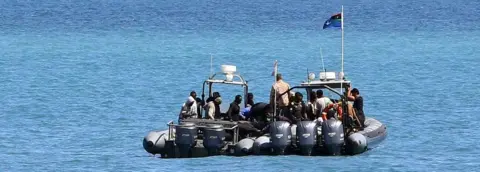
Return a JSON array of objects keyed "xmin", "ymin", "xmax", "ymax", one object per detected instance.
[
  {"xmin": 179, "ymin": 107, "xmax": 185, "ymax": 120},
  {"xmin": 347, "ymin": 86, "xmax": 355, "ymax": 101}
]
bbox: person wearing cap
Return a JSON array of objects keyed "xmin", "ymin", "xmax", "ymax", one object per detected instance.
[
  {"xmin": 270, "ymin": 73, "xmax": 291, "ymax": 116},
  {"xmin": 179, "ymin": 96, "xmax": 198, "ymax": 121},
  {"xmin": 205, "ymin": 96, "xmax": 222, "ymax": 119},
  {"xmin": 204, "ymin": 92, "xmax": 222, "ymax": 119}
]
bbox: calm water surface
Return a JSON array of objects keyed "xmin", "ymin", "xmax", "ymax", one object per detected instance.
[{"xmin": 1, "ymin": 0, "xmax": 479, "ymax": 171}]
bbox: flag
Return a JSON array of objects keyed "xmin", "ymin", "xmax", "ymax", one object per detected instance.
[
  {"xmin": 323, "ymin": 13, "xmax": 342, "ymax": 29},
  {"xmin": 271, "ymin": 60, "xmax": 278, "ymax": 76}
]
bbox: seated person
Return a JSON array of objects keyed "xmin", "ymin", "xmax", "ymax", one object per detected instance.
[
  {"xmin": 205, "ymin": 97, "xmax": 222, "ymax": 120},
  {"xmin": 347, "ymin": 87, "xmax": 365, "ymax": 129},
  {"xmin": 287, "ymin": 92, "xmax": 307, "ymax": 124},
  {"xmin": 315, "ymin": 90, "xmax": 332, "ymax": 117},
  {"xmin": 226, "ymin": 95, "xmax": 243, "ymax": 121},
  {"xmin": 179, "ymin": 96, "xmax": 198, "ymax": 121}
]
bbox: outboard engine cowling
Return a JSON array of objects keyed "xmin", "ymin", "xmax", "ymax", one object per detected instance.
[
  {"xmin": 269, "ymin": 121, "xmax": 292, "ymax": 155},
  {"xmin": 203, "ymin": 124, "xmax": 225, "ymax": 156},
  {"xmin": 321, "ymin": 118, "xmax": 344, "ymax": 155},
  {"xmin": 175, "ymin": 122, "xmax": 198, "ymax": 158},
  {"xmin": 296, "ymin": 121, "xmax": 318, "ymax": 156}
]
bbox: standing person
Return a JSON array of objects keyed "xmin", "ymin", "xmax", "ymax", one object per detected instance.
[
  {"xmin": 347, "ymin": 87, "xmax": 365, "ymax": 128},
  {"xmin": 270, "ymin": 73, "xmax": 291, "ymax": 116},
  {"xmin": 227, "ymin": 95, "xmax": 243, "ymax": 121}
]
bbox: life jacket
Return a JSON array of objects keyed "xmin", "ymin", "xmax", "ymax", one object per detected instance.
[{"xmin": 322, "ymin": 103, "xmax": 343, "ymax": 121}]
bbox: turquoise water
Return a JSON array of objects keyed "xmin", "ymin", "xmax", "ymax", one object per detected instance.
[{"xmin": 1, "ymin": 0, "xmax": 479, "ymax": 171}]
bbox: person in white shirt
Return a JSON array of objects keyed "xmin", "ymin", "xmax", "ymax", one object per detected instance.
[
  {"xmin": 179, "ymin": 96, "xmax": 198, "ymax": 121},
  {"xmin": 315, "ymin": 90, "xmax": 332, "ymax": 117},
  {"xmin": 205, "ymin": 97, "xmax": 222, "ymax": 120}
]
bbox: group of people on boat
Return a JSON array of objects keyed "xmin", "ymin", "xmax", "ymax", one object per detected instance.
[
  {"xmin": 178, "ymin": 91, "xmax": 256, "ymax": 121},
  {"xmin": 269, "ymin": 73, "xmax": 365, "ymax": 127},
  {"xmin": 178, "ymin": 73, "xmax": 366, "ymax": 138}
]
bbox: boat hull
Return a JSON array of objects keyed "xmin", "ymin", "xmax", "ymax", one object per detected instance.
[{"xmin": 144, "ymin": 117, "xmax": 386, "ymax": 158}]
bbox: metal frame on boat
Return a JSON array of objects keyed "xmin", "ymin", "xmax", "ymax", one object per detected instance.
[{"xmin": 150, "ymin": 65, "xmax": 249, "ymax": 158}]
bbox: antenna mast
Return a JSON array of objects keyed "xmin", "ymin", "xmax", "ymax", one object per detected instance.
[{"xmin": 210, "ymin": 54, "xmax": 213, "ymax": 78}]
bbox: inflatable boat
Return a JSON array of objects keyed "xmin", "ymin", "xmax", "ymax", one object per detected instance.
[{"xmin": 142, "ymin": 65, "xmax": 387, "ymax": 158}]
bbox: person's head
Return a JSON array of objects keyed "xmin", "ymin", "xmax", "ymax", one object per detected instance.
[
  {"xmin": 247, "ymin": 93, "xmax": 254, "ymax": 100},
  {"xmin": 326, "ymin": 108, "xmax": 336, "ymax": 119},
  {"xmin": 351, "ymin": 88, "xmax": 360, "ymax": 97},
  {"xmin": 213, "ymin": 92, "xmax": 221, "ymax": 98},
  {"xmin": 234, "ymin": 95, "xmax": 242, "ymax": 104},
  {"xmin": 276, "ymin": 73, "xmax": 283, "ymax": 81},
  {"xmin": 309, "ymin": 91, "xmax": 317, "ymax": 102},
  {"xmin": 190, "ymin": 91, "xmax": 197, "ymax": 98},
  {"xmin": 316, "ymin": 90, "xmax": 323, "ymax": 98},
  {"xmin": 295, "ymin": 92, "xmax": 303, "ymax": 102}
]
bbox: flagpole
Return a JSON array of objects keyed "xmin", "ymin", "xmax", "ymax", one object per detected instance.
[
  {"xmin": 273, "ymin": 60, "xmax": 278, "ymax": 121},
  {"xmin": 341, "ymin": 5, "xmax": 344, "ymax": 74},
  {"xmin": 340, "ymin": 5, "xmax": 345, "ymax": 95}
]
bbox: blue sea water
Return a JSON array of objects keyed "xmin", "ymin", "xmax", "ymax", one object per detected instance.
[{"xmin": 1, "ymin": 0, "xmax": 480, "ymax": 171}]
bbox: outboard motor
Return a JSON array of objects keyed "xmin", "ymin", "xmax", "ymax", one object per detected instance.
[
  {"xmin": 269, "ymin": 121, "xmax": 292, "ymax": 155},
  {"xmin": 175, "ymin": 122, "xmax": 198, "ymax": 158},
  {"xmin": 321, "ymin": 113, "xmax": 344, "ymax": 155},
  {"xmin": 296, "ymin": 121, "xmax": 318, "ymax": 156},
  {"xmin": 202, "ymin": 124, "xmax": 225, "ymax": 156}
]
